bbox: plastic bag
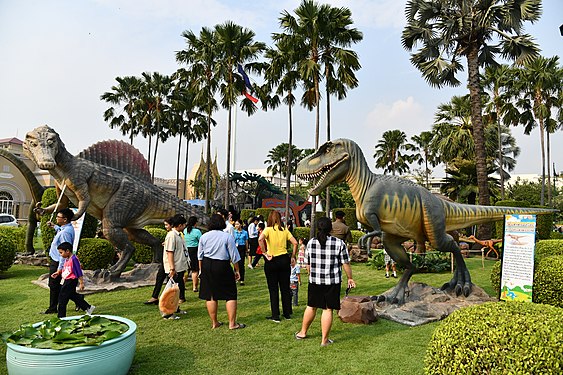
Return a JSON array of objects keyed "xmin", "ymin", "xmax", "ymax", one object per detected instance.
[{"xmin": 159, "ymin": 277, "xmax": 180, "ymax": 316}]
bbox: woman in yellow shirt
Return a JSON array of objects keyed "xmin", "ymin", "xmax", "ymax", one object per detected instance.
[{"xmin": 258, "ymin": 210, "xmax": 298, "ymax": 322}]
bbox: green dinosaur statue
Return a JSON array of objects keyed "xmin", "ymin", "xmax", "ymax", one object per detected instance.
[
  {"xmin": 23, "ymin": 125, "xmax": 207, "ymax": 279},
  {"xmin": 296, "ymin": 138, "xmax": 555, "ymax": 304}
]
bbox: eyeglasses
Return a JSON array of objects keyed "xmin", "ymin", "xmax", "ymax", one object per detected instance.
[{"xmin": 56, "ymin": 216, "xmax": 65, "ymax": 219}]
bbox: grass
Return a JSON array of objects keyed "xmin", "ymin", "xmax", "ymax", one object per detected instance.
[{"xmin": 0, "ymin": 257, "xmax": 497, "ymax": 375}]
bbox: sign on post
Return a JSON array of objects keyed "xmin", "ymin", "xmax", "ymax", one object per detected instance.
[{"xmin": 500, "ymin": 214, "xmax": 536, "ymax": 302}]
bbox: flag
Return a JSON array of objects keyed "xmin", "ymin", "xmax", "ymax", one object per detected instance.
[
  {"xmin": 237, "ymin": 64, "xmax": 252, "ymax": 91},
  {"xmin": 243, "ymin": 90, "xmax": 258, "ymax": 103}
]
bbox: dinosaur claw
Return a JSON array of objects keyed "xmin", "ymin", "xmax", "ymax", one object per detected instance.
[
  {"xmin": 377, "ymin": 295, "xmax": 386, "ymax": 303},
  {"xmin": 454, "ymin": 284, "xmax": 463, "ymax": 296},
  {"xmin": 463, "ymin": 284, "xmax": 472, "ymax": 297}
]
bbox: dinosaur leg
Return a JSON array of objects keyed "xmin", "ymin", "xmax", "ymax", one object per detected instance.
[
  {"xmin": 358, "ymin": 214, "xmax": 382, "ymax": 250},
  {"xmin": 101, "ymin": 222, "xmax": 136, "ymax": 279},
  {"xmin": 436, "ymin": 234, "xmax": 472, "ymax": 297},
  {"xmin": 375, "ymin": 233, "xmax": 413, "ymax": 305},
  {"xmin": 124, "ymin": 227, "xmax": 163, "ymax": 263}
]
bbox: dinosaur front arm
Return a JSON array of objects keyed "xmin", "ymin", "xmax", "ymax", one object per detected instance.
[
  {"xmin": 67, "ymin": 181, "xmax": 91, "ymax": 221},
  {"xmin": 34, "ymin": 185, "xmax": 70, "ymax": 216}
]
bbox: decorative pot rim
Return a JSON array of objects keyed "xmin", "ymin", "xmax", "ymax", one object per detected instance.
[{"xmin": 6, "ymin": 314, "xmax": 137, "ymax": 354}]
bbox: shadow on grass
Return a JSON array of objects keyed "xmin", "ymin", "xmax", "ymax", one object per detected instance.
[{"xmin": 131, "ymin": 344, "xmax": 196, "ymax": 374}]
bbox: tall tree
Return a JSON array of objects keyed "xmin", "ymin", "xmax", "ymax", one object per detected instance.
[
  {"xmin": 410, "ymin": 131, "xmax": 437, "ymax": 189},
  {"xmin": 214, "ymin": 21, "xmax": 266, "ymax": 209},
  {"xmin": 402, "ymin": 0, "xmax": 541, "ymax": 238},
  {"xmin": 100, "ymin": 75, "xmax": 143, "ymax": 145},
  {"xmin": 176, "ymin": 27, "xmax": 220, "ymax": 213},
  {"xmin": 374, "ymin": 130, "xmax": 412, "ymax": 176},
  {"xmin": 512, "ymin": 56, "xmax": 562, "ymax": 206}
]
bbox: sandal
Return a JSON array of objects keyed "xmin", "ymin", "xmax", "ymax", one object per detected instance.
[
  {"xmin": 294, "ymin": 332, "xmax": 307, "ymax": 340},
  {"xmin": 230, "ymin": 323, "xmax": 246, "ymax": 330},
  {"xmin": 163, "ymin": 314, "xmax": 180, "ymax": 320},
  {"xmin": 212, "ymin": 322, "xmax": 224, "ymax": 329},
  {"xmin": 321, "ymin": 339, "xmax": 334, "ymax": 347}
]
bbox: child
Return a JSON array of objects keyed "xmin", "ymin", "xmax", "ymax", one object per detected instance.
[
  {"xmin": 52, "ymin": 242, "xmax": 95, "ymax": 318},
  {"xmin": 297, "ymin": 238, "xmax": 307, "ymax": 268},
  {"xmin": 383, "ymin": 249, "xmax": 397, "ymax": 278},
  {"xmin": 290, "ymin": 256, "xmax": 301, "ymax": 306}
]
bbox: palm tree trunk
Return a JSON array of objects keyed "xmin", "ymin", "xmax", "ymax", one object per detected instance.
[
  {"xmin": 152, "ymin": 119, "xmax": 161, "ymax": 181},
  {"xmin": 225, "ymin": 105, "xmax": 232, "ymax": 209},
  {"xmin": 546, "ymin": 129, "xmax": 552, "ymax": 206},
  {"xmin": 147, "ymin": 133, "xmax": 152, "ymax": 181},
  {"xmin": 310, "ymin": 72, "xmax": 321, "ymax": 238},
  {"xmin": 183, "ymin": 124, "xmax": 191, "ymax": 200},
  {"xmin": 285, "ymin": 102, "xmax": 293, "ymax": 226},
  {"xmin": 205, "ymin": 110, "xmax": 212, "ymax": 214},
  {"xmin": 495, "ymin": 92, "xmax": 505, "ymax": 199},
  {"xmin": 466, "ymin": 46, "xmax": 491, "ymax": 239},
  {"xmin": 425, "ymin": 156, "xmax": 429, "ymax": 189},
  {"xmin": 325, "ymin": 85, "xmax": 331, "ymax": 217},
  {"xmin": 176, "ymin": 121, "xmax": 183, "ymax": 196}
]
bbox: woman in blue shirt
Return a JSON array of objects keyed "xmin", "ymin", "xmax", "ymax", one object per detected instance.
[
  {"xmin": 184, "ymin": 216, "xmax": 202, "ymax": 292},
  {"xmin": 233, "ymin": 220, "xmax": 249, "ymax": 285}
]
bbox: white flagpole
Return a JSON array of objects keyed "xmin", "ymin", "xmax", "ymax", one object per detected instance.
[{"xmin": 49, "ymin": 184, "xmax": 67, "ymax": 222}]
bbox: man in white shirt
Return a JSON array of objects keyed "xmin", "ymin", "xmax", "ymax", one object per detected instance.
[
  {"xmin": 219, "ymin": 208, "xmax": 235, "ymax": 237},
  {"xmin": 247, "ymin": 216, "xmax": 259, "ymax": 267}
]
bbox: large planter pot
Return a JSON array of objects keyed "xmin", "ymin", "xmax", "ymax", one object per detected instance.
[{"xmin": 6, "ymin": 315, "xmax": 136, "ymax": 375}]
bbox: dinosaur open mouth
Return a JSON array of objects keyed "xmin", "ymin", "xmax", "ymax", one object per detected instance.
[{"xmin": 298, "ymin": 157, "xmax": 345, "ymax": 193}]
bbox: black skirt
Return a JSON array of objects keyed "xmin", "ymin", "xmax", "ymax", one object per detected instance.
[
  {"xmin": 307, "ymin": 282, "xmax": 341, "ymax": 310},
  {"xmin": 187, "ymin": 247, "xmax": 199, "ymax": 271},
  {"xmin": 199, "ymin": 257, "xmax": 237, "ymax": 301}
]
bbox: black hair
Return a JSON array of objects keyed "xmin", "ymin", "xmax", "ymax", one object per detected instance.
[
  {"xmin": 58, "ymin": 208, "xmax": 74, "ymax": 222},
  {"xmin": 57, "ymin": 242, "xmax": 73, "ymax": 252},
  {"xmin": 316, "ymin": 217, "xmax": 332, "ymax": 247},
  {"xmin": 258, "ymin": 222, "xmax": 265, "ymax": 230},
  {"xmin": 335, "ymin": 210, "xmax": 345, "ymax": 219},
  {"xmin": 186, "ymin": 216, "xmax": 198, "ymax": 233},
  {"xmin": 208, "ymin": 214, "xmax": 227, "ymax": 231},
  {"xmin": 217, "ymin": 208, "xmax": 229, "ymax": 218}
]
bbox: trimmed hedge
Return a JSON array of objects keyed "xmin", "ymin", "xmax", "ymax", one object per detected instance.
[
  {"xmin": 532, "ymin": 205, "xmax": 555, "ymax": 240},
  {"xmin": 133, "ymin": 228, "xmax": 167, "ymax": 264},
  {"xmin": 240, "ymin": 209, "xmax": 256, "ymax": 224},
  {"xmin": 534, "ymin": 255, "xmax": 563, "ymax": 308},
  {"xmin": 535, "ymin": 239, "xmax": 563, "ymax": 259},
  {"xmin": 490, "ymin": 260, "xmax": 501, "ymax": 296},
  {"xmin": 350, "ymin": 230, "xmax": 364, "ymax": 246},
  {"xmin": 332, "ymin": 207, "xmax": 358, "ymax": 231},
  {"xmin": 0, "ymin": 226, "xmax": 26, "ymax": 252},
  {"xmin": 0, "ymin": 229, "xmax": 17, "ymax": 272},
  {"xmin": 425, "ymin": 301, "xmax": 563, "ymax": 374},
  {"xmin": 551, "ymin": 231, "xmax": 563, "ymax": 239},
  {"xmin": 292, "ymin": 227, "xmax": 310, "ymax": 241},
  {"xmin": 255, "ymin": 208, "xmax": 274, "ymax": 221},
  {"xmin": 77, "ymin": 238, "xmax": 116, "ymax": 270}
]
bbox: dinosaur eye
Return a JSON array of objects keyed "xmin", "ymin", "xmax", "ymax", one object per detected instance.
[
  {"xmin": 47, "ymin": 139, "xmax": 53, "ymax": 146},
  {"xmin": 29, "ymin": 141, "xmax": 37, "ymax": 147}
]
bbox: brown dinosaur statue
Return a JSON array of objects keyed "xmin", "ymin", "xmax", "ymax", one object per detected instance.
[
  {"xmin": 296, "ymin": 139, "xmax": 556, "ymax": 304},
  {"xmin": 23, "ymin": 125, "xmax": 207, "ymax": 279}
]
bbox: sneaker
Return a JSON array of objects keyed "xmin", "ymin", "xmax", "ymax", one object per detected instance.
[
  {"xmin": 283, "ymin": 314, "xmax": 291, "ymax": 320},
  {"xmin": 240, "ymin": 281, "xmax": 245, "ymax": 286},
  {"xmin": 163, "ymin": 314, "xmax": 180, "ymax": 320},
  {"xmin": 385, "ymin": 273, "xmax": 390, "ymax": 278},
  {"xmin": 392, "ymin": 272, "xmax": 397, "ymax": 278},
  {"xmin": 248, "ymin": 264, "xmax": 253, "ymax": 269},
  {"xmin": 266, "ymin": 316, "xmax": 281, "ymax": 323},
  {"xmin": 86, "ymin": 305, "xmax": 96, "ymax": 315}
]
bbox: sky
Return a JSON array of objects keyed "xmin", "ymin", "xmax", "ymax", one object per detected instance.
[{"xmin": 0, "ymin": 0, "xmax": 562, "ymax": 180}]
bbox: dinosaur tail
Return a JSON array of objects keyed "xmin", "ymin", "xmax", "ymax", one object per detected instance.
[{"xmin": 443, "ymin": 201, "xmax": 556, "ymax": 231}]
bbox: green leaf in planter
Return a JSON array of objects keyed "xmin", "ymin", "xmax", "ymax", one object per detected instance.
[{"xmin": 101, "ymin": 330, "xmax": 123, "ymax": 340}]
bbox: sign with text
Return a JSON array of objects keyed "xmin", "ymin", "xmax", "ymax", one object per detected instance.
[{"xmin": 500, "ymin": 214, "xmax": 536, "ymax": 302}]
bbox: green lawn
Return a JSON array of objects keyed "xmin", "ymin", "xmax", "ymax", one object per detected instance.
[{"xmin": 0, "ymin": 257, "xmax": 497, "ymax": 375}]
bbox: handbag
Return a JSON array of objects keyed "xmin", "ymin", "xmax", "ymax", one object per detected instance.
[{"xmin": 159, "ymin": 277, "xmax": 180, "ymax": 316}]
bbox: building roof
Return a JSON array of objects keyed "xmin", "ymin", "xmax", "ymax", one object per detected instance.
[{"xmin": 0, "ymin": 137, "xmax": 23, "ymax": 145}]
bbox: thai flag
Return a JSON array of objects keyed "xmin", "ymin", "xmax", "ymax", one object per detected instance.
[{"xmin": 237, "ymin": 64, "xmax": 258, "ymax": 103}]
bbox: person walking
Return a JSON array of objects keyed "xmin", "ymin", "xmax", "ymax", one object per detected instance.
[
  {"xmin": 144, "ymin": 217, "xmax": 172, "ymax": 305},
  {"xmin": 184, "ymin": 216, "xmax": 202, "ymax": 292},
  {"xmin": 258, "ymin": 210, "xmax": 298, "ymax": 322},
  {"xmin": 247, "ymin": 216, "xmax": 259, "ymax": 268},
  {"xmin": 43, "ymin": 208, "xmax": 75, "ymax": 314},
  {"xmin": 163, "ymin": 214, "xmax": 188, "ymax": 313},
  {"xmin": 233, "ymin": 220, "xmax": 249, "ymax": 285},
  {"xmin": 295, "ymin": 217, "xmax": 355, "ymax": 346},
  {"xmin": 198, "ymin": 214, "xmax": 245, "ymax": 330},
  {"xmin": 330, "ymin": 210, "xmax": 352, "ymax": 243}
]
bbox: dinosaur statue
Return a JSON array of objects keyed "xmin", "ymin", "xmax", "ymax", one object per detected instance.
[
  {"xmin": 23, "ymin": 125, "xmax": 207, "ymax": 279},
  {"xmin": 296, "ymin": 139, "xmax": 555, "ymax": 304},
  {"xmin": 0, "ymin": 148, "xmax": 45, "ymax": 254}
]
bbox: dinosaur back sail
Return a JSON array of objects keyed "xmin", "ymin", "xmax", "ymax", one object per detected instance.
[{"xmin": 78, "ymin": 140, "xmax": 152, "ymax": 182}]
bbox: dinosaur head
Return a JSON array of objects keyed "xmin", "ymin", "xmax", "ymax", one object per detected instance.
[
  {"xmin": 23, "ymin": 125, "xmax": 65, "ymax": 170},
  {"xmin": 296, "ymin": 139, "xmax": 351, "ymax": 196}
]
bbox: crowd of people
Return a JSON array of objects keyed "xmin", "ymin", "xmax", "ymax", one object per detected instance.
[{"xmin": 41, "ymin": 207, "xmax": 357, "ymax": 346}]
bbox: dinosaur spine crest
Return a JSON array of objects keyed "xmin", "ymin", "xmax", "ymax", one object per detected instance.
[{"xmin": 78, "ymin": 140, "xmax": 151, "ymax": 182}]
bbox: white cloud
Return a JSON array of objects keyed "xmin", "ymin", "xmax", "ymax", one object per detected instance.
[{"xmin": 365, "ymin": 96, "xmax": 430, "ymax": 136}]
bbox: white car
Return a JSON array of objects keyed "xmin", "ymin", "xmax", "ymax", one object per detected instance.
[{"xmin": 0, "ymin": 214, "xmax": 18, "ymax": 227}]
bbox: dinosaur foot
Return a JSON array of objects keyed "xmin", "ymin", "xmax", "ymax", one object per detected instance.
[
  {"xmin": 440, "ymin": 279, "xmax": 472, "ymax": 297},
  {"xmin": 92, "ymin": 268, "xmax": 123, "ymax": 282},
  {"xmin": 372, "ymin": 285, "xmax": 410, "ymax": 305}
]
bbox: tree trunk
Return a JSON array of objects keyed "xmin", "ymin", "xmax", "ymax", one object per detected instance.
[
  {"xmin": 225, "ymin": 105, "xmax": 232, "ymax": 209},
  {"xmin": 176, "ymin": 121, "xmax": 183, "ymax": 196},
  {"xmin": 310, "ymin": 72, "xmax": 321, "ymax": 238},
  {"xmin": 494, "ymin": 89, "xmax": 505, "ymax": 200},
  {"xmin": 325, "ymin": 84, "xmax": 331, "ymax": 217},
  {"xmin": 466, "ymin": 47, "xmax": 491, "ymax": 239},
  {"xmin": 546, "ymin": 129, "xmax": 552, "ymax": 206},
  {"xmin": 205, "ymin": 110, "xmax": 212, "ymax": 214},
  {"xmin": 183, "ymin": 124, "xmax": 191, "ymax": 200},
  {"xmin": 147, "ymin": 133, "xmax": 152, "ymax": 182},
  {"xmin": 285, "ymin": 101, "xmax": 293, "ymax": 225}
]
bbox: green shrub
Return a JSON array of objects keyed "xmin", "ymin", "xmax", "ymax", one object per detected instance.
[
  {"xmin": 0, "ymin": 230, "xmax": 17, "ymax": 272},
  {"xmin": 315, "ymin": 211, "xmax": 326, "ymax": 219},
  {"xmin": 77, "ymin": 238, "xmax": 115, "ymax": 270},
  {"xmin": 551, "ymin": 231, "xmax": 563, "ymax": 239},
  {"xmin": 532, "ymin": 205, "xmax": 555, "ymax": 240},
  {"xmin": 534, "ymin": 255, "xmax": 563, "ymax": 308},
  {"xmin": 240, "ymin": 209, "xmax": 255, "ymax": 224},
  {"xmin": 292, "ymin": 227, "xmax": 310, "ymax": 241},
  {"xmin": 255, "ymin": 208, "xmax": 273, "ymax": 221},
  {"xmin": 534, "ymin": 239, "xmax": 563, "ymax": 259},
  {"xmin": 80, "ymin": 213, "xmax": 98, "ymax": 239},
  {"xmin": 331, "ymin": 208, "xmax": 358, "ymax": 231},
  {"xmin": 133, "ymin": 228, "xmax": 167, "ymax": 264},
  {"xmin": 144, "ymin": 224, "xmax": 165, "ymax": 230},
  {"xmin": 425, "ymin": 301, "xmax": 563, "ymax": 374},
  {"xmin": 490, "ymin": 260, "xmax": 501, "ymax": 296},
  {"xmin": 366, "ymin": 249, "xmax": 385, "ymax": 269},
  {"xmin": 350, "ymin": 230, "xmax": 364, "ymax": 245},
  {"xmin": 0, "ymin": 226, "xmax": 26, "ymax": 252}
]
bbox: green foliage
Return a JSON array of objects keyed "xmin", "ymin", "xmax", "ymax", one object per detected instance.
[
  {"xmin": 425, "ymin": 301, "xmax": 563, "ymax": 374},
  {"xmin": 534, "ymin": 255, "xmax": 563, "ymax": 308},
  {"xmin": 1, "ymin": 315, "xmax": 128, "ymax": 350},
  {"xmin": 506, "ymin": 179, "xmax": 543, "ymax": 205},
  {"xmin": 143, "ymin": 224, "xmax": 165, "ymax": 230},
  {"xmin": 0, "ymin": 226, "xmax": 26, "ymax": 252},
  {"xmin": 77, "ymin": 238, "xmax": 115, "ymax": 270},
  {"xmin": 366, "ymin": 249, "xmax": 385, "ymax": 269},
  {"xmin": 531, "ymin": 205, "xmax": 554, "ymax": 240},
  {"xmin": 240, "ymin": 209, "xmax": 255, "ymax": 224},
  {"xmin": 489, "ymin": 260, "xmax": 501, "ymax": 296},
  {"xmin": 292, "ymin": 227, "xmax": 310, "ymax": 241},
  {"xmin": 0, "ymin": 229, "xmax": 17, "ymax": 272},
  {"xmin": 367, "ymin": 250, "xmax": 450, "ymax": 273},
  {"xmin": 254, "ymin": 208, "xmax": 273, "ymax": 221},
  {"xmin": 551, "ymin": 231, "xmax": 563, "ymax": 239},
  {"xmin": 535, "ymin": 240, "xmax": 563, "ymax": 259},
  {"xmin": 350, "ymin": 230, "xmax": 364, "ymax": 245},
  {"xmin": 133, "ymin": 228, "xmax": 167, "ymax": 264},
  {"xmin": 40, "ymin": 188, "xmax": 58, "ymax": 250},
  {"xmin": 80, "ymin": 213, "xmax": 99, "ymax": 239}
]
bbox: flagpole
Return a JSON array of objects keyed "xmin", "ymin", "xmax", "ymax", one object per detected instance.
[{"xmin": 233, "ymin": 101, "xmax": 237, "ymax": 172}]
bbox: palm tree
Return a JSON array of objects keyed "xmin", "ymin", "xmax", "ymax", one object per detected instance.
[
  {"xmin": 176, "ymin": 27, "xmax": 220, "ymax": 213},
  {"xmin": 402, "ymin": 0, "xmax": 541, "ymax": 238},
  {"xmin": 512, "ymin": 56, "xmax": 562, "ymax": 206},
  {"xmin": 100, "ymin": 75, "xmax": 143, "ymax": 145},
  {"xmin": 441, "ymin": 159, "xmax": 500, "ymax": 205},
  {"xmin": 374, "ymin": 130, "xmax": 412, "ymax": 176},
  {"xmin": 410, "ymin": 131, "xmax": 437, "ymax": 189},
  {"xmin": 264, "ymin": 144, "xmax": 290, "ymax": 187},
  {"xmin": 214, "ymin": 21, "xmax": 266, "ymax": 209}
]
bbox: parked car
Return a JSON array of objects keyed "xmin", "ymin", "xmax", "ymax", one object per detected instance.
[{"xmin": 0, "ymin": 213, "xmax": 18, "ymax": 227}]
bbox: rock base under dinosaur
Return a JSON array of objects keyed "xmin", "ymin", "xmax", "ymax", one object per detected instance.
[
  {"xmin": 375, "ymin": 282, "xmax": 496, "ymax": 326},
  {"xmin": 32, "ymin": 263, "xmax": 161, "ymax": 294}
]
